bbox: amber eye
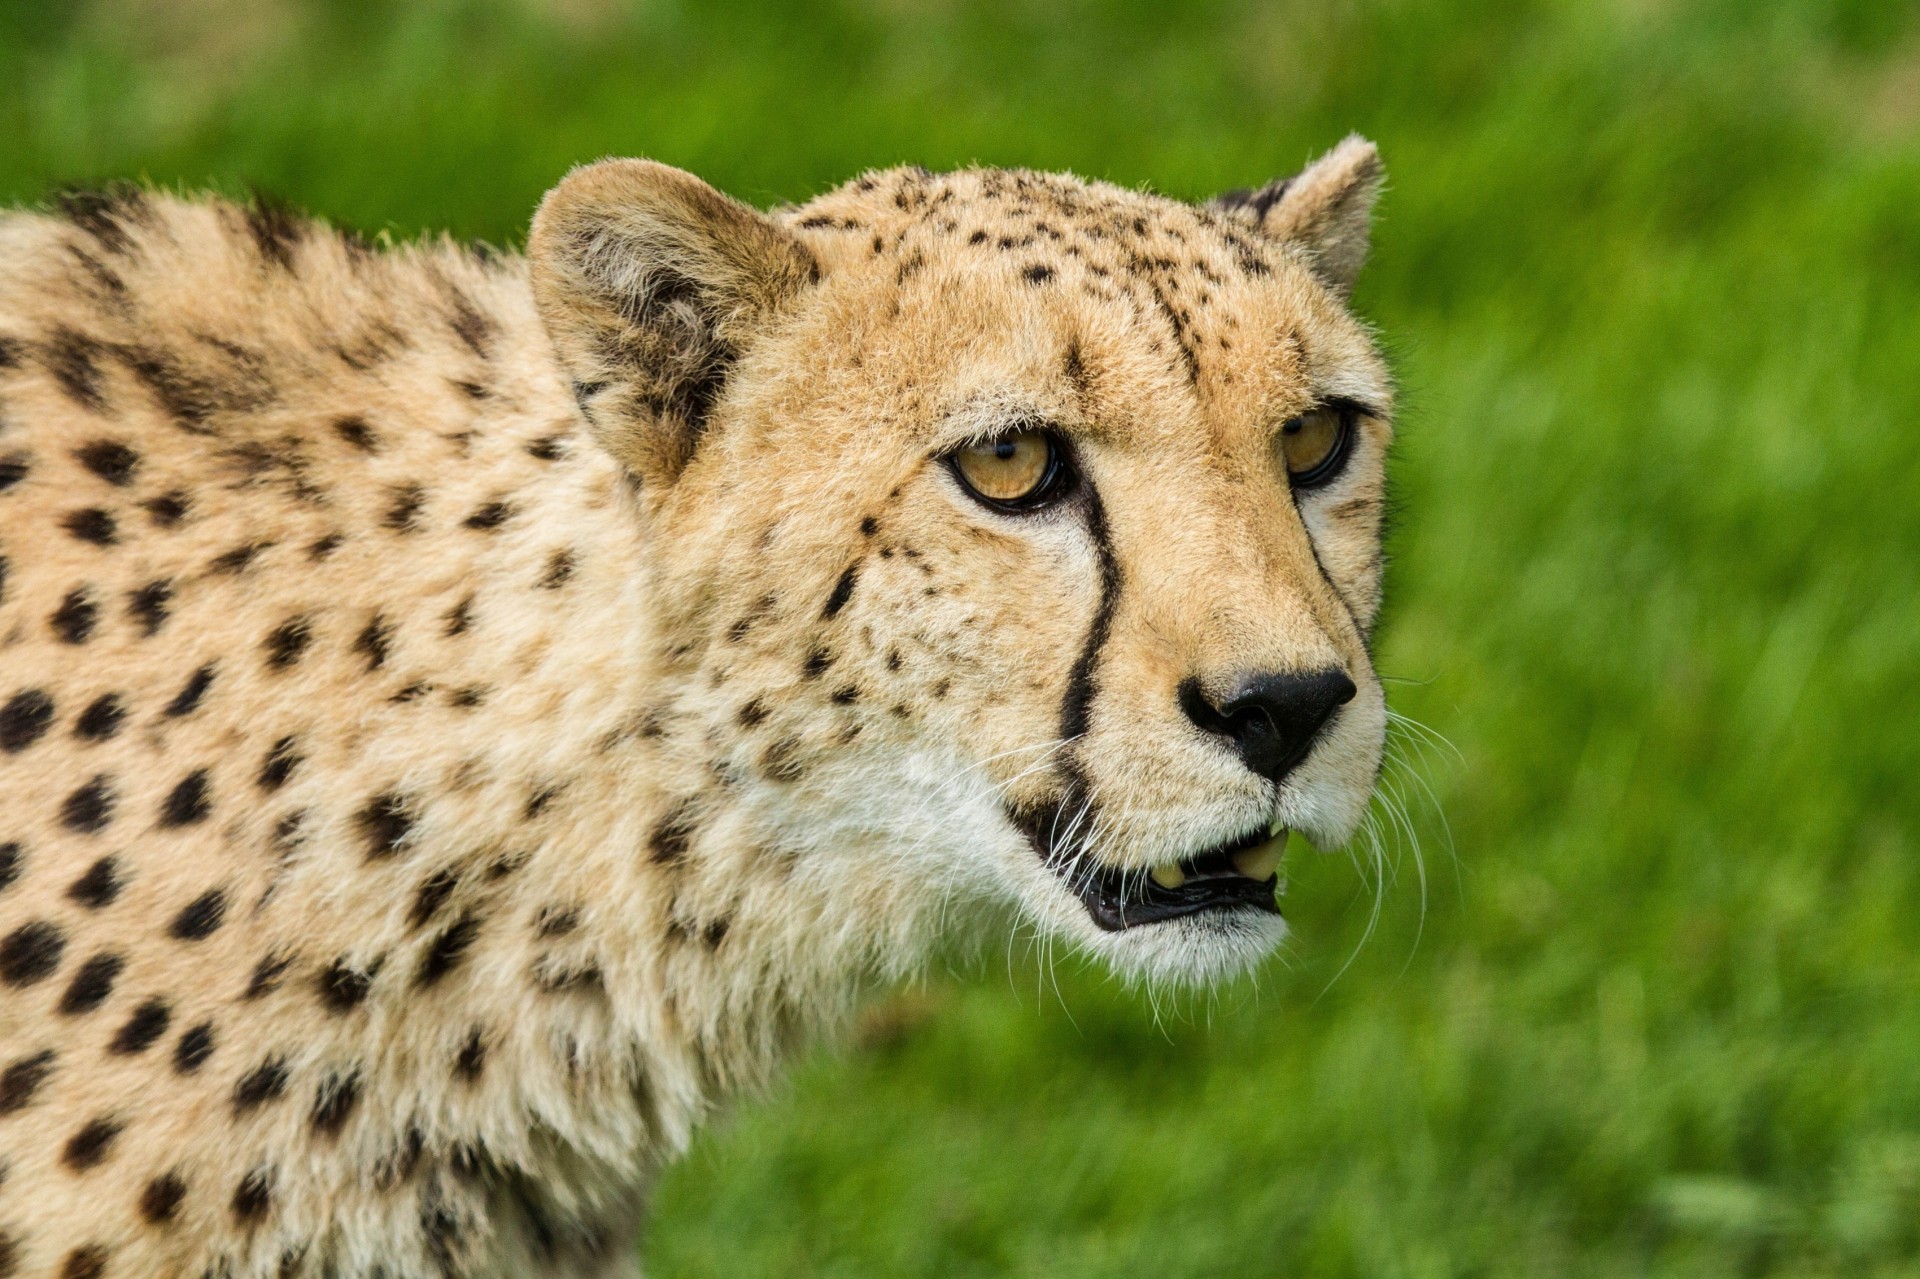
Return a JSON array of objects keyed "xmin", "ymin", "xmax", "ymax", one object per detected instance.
[
  {"xmin": 1280, "ymin": 404, "xmax": 1355, "ymax": 490},
  {"xmin": 949, "ymin": 428, "xmax": 1069, "ymax": 509}
]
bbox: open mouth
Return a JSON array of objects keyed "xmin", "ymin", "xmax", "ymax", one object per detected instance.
[{"xmin": 1050, "ymin": 824, "xmax": 1287, "ymax": 932}]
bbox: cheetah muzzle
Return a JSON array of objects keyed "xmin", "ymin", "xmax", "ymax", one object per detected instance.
[{"xmin": 0, "ymin": 136, "xmax": 1395, "ymax": 1275}]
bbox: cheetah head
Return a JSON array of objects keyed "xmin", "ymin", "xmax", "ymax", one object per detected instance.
[{"xmin": 530, "ymin": 140, "xmax": 1391, "ymax": 989}]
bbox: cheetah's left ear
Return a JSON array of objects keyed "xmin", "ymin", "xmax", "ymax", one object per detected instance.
[
  {"xmin": 529, "ymin": 159, "xmax": 820, "ymax": 487},
  {"xmin": 1209, "ymin": 135, "xmax": 1383, "ymax": 300}
]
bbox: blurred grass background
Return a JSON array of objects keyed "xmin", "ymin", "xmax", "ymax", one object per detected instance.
[{"xmin": 5, "ymin": 0, "xmax": 1918, "ymax": 1273}]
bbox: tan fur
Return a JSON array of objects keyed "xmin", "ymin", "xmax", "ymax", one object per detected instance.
[{"xmin": 0, "ymin": 139, "xmax": 1393, "ymax": 1276}]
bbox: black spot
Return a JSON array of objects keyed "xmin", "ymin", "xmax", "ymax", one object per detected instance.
[
  {"xmin": 245, "ymin": 195, "xmax": 304, "ymax": 268},
  {"xmin": 232, "ymin": 1163, "xmax": 275, "ymax": 1223},
  {"xmin": 173, "ymin": 1021, "xmax": 216, "ymax": 1072},
  {"xmin": 967, "ymin": 229, "xmax": 988, "ymax": 245},
  {"xmin": 455, "ymin": 1028, "xmax": 486, "ymax": 1082},
  {"xmin": 463, "ymin": 500, "xmax": 513, "ymax": 530},
  {"xmin": 384, "ymin": 483, "xmax": 425, "ymax": 531},
  {"xmin": 526, "ymin": 434, "xmax": 567, "ymax": 461},
  {"xmin": 0, "ymin": 842, "xmax": 19, "ymax": 893},
  {"xmin": 409, "ymin": 868, "xmax": 458, "ymax": 929},
  {"xmin": 762, "ymin": 736, "xmax": 804, "ymax": 782},
  {"xmin": 1023, "ymin": 263, "xmax": 1056, "ymax": 285},
  {"xmin": 307, "ymin": 532, "xmax": 344, "ymax": 559},
  {"xmin": 822, "ymin": 565, "xmax": 858, "ymax": 618},
  {"xmin": 703, "ymin": 917, "xmax": 731, "ymax": 948},
  {"xmin": 67, "ymin": 856, "xmax": 122, "ymax": 908},
  {"xmin": 358, "ymin": 792, "xmax": 414, "ymax": 859},
  {"xmin": 310, "ymin": 1070, "xmax": 361, "ymax": 1136},
  {"xmin": 233, "ymin": 1057, "xmax": 289, "ymax": 1112},
  {"xmin": 164, "ymin": 664, "xmax": 216, "ymax": 716},
  {"xmin": 52, "ymin": 588, "xmax": 99, "ymax": 644},
  {"xmin": 0, "ymin": 1050, "xmax": 55, "ymax": 1114},
  {"xmin": 74, "ymin": 439, "xmax": 139, "ymax": 486},
  {"xmin": 860, "ymin": 515, "xmax": 879, "ymax": 536},
  {"xmin": 648, "ymin": 802, "xmax": 698, "ymax": 866},
  {"xmin": 444, "ymin": 593, "xmax": 475, "ymax": 636},
  {"xmin": 59, "ymin": 1244, "xmax": 109, "ymax": 1279},
  {"xmin": 263, "ymin": 617, "xmax": 313, "ymax": 669},
  {"xmin": 1, "ymin": 920, "xmax": 65, "ymax": 986},
  {"xmin": 61, "ymin": 774, "xmax": 114, "ymax": 832},
  {"xmin": 535, "ymin": 905, "xmax": 579, "ymax": 937},
  {"xmin": 159, "ymin": 770, "xmax": 213, "ymax": 828},
  {"xmin": 333, "ymin": 416, "xmax": 379, "ymax": 452},
  {"xmin": 449, "ymin": 685, "xmax": 487, "ymax": 708},
  {"xmin": 110, "ymin": 998, "xmax": 170, "ymax": 1054},
  {"xmin": 523, "ymin": 784, "xmax": 561, "ymax": 820},
  {"xmin": 73, "ymin": 694, "xmax": 125, "ymax": 741},
  {"xmin": 737, "ymin": 698, "xmax": 768, "ymax": 727},
  {"xmin": 353, "ymin": 614, "xmax": 392, "ymax": 670},
  {"xmin": 316, "ymin": 958, "xmax": 376, "ymax": 1012},
  {"xmin": 271, "ymin": 811, "xmax": 306, "ymax": 854},
  {"xmin": 802, "ymin": 646, "xmax": 834, "ymax": 679},
  {"xmin": 129, "ymin": 579, "xmax": 173, "ymax": 635},
  {"xmin": 0, "ymin": 689, "xmax": 54, "ymax": 751},
  {"xmin": 246, "ymin": 739, "xmax": 297, "ymax": 795},
  {"xmin": 168, "ymin": 887, "xmax": 226, "ymax": 939},
  {"xmin": 539, "ymin": 549, "xmax": 574, "ymax": 589},
  {"xmin": 0, "ymin": 452, "xmax": 29, "ymax": 494},
  {"xmin": 415, "ymin": 914, "xmax": 480, "ymax": 987},
  {"xmin": 61, "ymin": 1115, "xmax": 124, "ymax": 1170},
  {"xmin": 373, "ymin": 1124, "xmax": 426, "ymax": 1191},
  {"xmin": 140, "ymin": 1171, "xmax": 187, "ymax": 1223},
  {"xmin": 831, "ymin": 685, "xmax": 860, "ymax": 704},
  {"xmin": 144, "ymin": 490, "xmax": 190, "ymax": 526},
  {"xmin": 886, "ymin": 648, "xmax": 902, "ymax": 671},
  {"xmin": 43, "ymin": 326, "xmax": 106, "ymax": 410},
  {"xmin": 57, "ymin": 952, "xmax": 122, "ymax": 1014},
  {"xmin": 209, "ymin": 541, "xmax": 271, "ymax": 574}
]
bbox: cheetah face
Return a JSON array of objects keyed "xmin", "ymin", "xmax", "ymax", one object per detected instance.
[{"xmin": 531, "ymin": 140, "xmax": 1392, "ymax": 988}]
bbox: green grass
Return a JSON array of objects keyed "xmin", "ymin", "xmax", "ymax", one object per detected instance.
[{"xmin": 6, "ymin": 1, "xmax": 1918, "ymax": 1273}]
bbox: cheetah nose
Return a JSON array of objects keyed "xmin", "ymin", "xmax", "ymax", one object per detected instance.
[{"xmin": 1178, "ymin": 669, "xmax": 1356, "ymax": 786}]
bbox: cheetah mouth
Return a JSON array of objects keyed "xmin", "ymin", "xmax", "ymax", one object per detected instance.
[{"xmin": 1016, "ymin": 806, "xmax": 1286, "ymax": 932}]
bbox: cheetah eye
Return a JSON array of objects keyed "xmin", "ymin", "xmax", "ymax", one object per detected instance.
[
  {"xmin": 948, "ymin": 428, "xmax": 1072, "ymax": 511},
  {"xmin": 1279, "ymin": 404, "xmax": 1357, "ymax": 490}
]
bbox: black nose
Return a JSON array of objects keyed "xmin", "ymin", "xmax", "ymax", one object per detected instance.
[{"xmin": 1179, "ymin": 668, "xmax": 1357, "ymax": 785}]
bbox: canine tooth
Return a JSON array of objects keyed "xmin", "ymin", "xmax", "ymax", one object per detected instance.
[
  {"xmin": 1232, "ymin": 837, "xmax": 1285, "ymax": 883},
  {"xmin": 1149, "ymin": 863, "xmax": 1186, "ymax": 890}
]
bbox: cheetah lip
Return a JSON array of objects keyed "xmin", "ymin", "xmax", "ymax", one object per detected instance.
[{"xmin": 1043, "ymin": 822, "xmax": 1286, "ymax": 933}]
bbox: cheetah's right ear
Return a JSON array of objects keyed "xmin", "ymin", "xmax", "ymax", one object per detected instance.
[
  {"xmin": 528, "ymin": 159, "xmax": 820, "ymax": 486},
  {"xmin": 1209, "ymin": 135, "xmax": 1383, "ymax": 300}
]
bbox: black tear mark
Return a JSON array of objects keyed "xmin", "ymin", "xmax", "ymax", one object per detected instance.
[{"xmin": 1059, "ymin": 483, "xmax": 1121, "ymax": 751}]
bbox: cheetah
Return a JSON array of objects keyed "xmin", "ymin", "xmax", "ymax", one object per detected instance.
[{"xmin": 0, "ymin": 136, "xmax": 1394, "ymax": 1275}]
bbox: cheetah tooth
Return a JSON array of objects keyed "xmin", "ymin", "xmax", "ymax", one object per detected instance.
[
  {"xmin": 1232, "ymin": 833, "xmax": 1286, "ymax": 883},
  {"xmin": 1148, "ymin": 863, "xmax": 1186, "ymax": 890}
]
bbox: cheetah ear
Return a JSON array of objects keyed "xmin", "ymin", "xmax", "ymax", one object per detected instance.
[
  {"xmin": 528, "ymin": 159, "xmax": 820, "ymax": 486},
  {"xmin": 1209, "ymin": 135, "xmax": 1383, "ymax": 300}
]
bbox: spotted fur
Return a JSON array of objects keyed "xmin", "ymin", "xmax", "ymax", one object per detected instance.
[{"xmin": 0, "ymin": 139, "xmax": 1393, "ymax": 1276}]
